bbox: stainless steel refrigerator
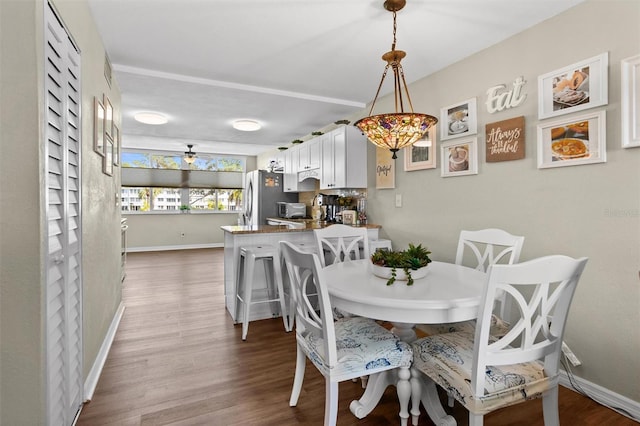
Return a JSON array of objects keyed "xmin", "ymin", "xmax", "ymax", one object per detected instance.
[{"xmin": 243, "ymin": 170, "xmax": 297, "ymax": 226}]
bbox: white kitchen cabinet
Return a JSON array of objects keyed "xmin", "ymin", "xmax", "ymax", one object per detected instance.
[
  {"xmin": 283, "ymin": 148, "xmax": 315, "ymax": 192},
  {"xmin": 320, "ymin": 126, "xmax": 368, "ymax": 189},
  {"xmin": 297, "ymin": 136, "xmax": 322, "ymax": 171}
]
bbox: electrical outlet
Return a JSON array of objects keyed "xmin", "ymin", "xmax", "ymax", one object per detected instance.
[
  {"xmin": 562, "ymin": 342, "xmax": 581, "ymax": 366},
  {"xmin": 395, "ymin": 194, "xmax": 402, "ymax": 208}
]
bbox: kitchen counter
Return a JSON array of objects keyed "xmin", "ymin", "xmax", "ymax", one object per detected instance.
[
  {"xmin": 221, "ymin": 221, "xmax": 381, "ymax": 322},
  {"xmin": 221, "ymin": 220, "xmax": 381, "ymax": 234}
]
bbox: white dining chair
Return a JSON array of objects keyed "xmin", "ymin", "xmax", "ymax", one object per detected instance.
[
  {"xmin": 417, "ymin": 228, "xmax": 525, "ymax": 338},
  {"xmin": 410, "ymin": 255, "xmax": 588, "ymax": 426},
  {"xmin": 313, "ymin": 223, "xmax": 370, "ymax": 267},
  {"xmin": 280, "ymin": 241, "xmax": 414, "ymax": 426}
]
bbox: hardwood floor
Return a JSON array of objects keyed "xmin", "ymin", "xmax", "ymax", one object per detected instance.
[{"xmin": 77, "ymin": 248, "xmax": 635, "ymax": 425}]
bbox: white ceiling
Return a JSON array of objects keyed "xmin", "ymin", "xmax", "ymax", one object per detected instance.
[{"xmin": 87, "ymin": 0, "xmax": 585, "ymax": 157}]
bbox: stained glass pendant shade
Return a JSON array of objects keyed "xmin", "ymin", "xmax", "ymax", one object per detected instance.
[{"xmin": 355, "ymin": 0, "xmax": 437, "ymax": 159}]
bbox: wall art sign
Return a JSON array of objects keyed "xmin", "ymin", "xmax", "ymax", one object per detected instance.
[
  {"xmin": 537, "ymin": 110, "xmax": 606, "ymax": 169},
  {"xmin": 440, "ymin": 98, "xmax": 477, "ymax": 141},
  {"xmin": 485, "ymin": 116, "xmax": 525, "ymax": 162},
  {"xmin": 440, "ymin": 137, "xmax": 478, "ymax": 178},
  {"xmin": 486, "ymin": 76, "xmax": 527, "ymax": 113},
  {"xmin": 538, "ymin": 52, "xmax": 608, "ymax": 119},
  {"xmin": 404, "ymin": 126, "xmax": 437, "ymax": 171},
  {"xmin": 375, "ymin": 147, "xmax": 395, "ymax": 189},
  {"xmin": 621, "ymin": 54, "xmax": 640, "ymax": 148}
]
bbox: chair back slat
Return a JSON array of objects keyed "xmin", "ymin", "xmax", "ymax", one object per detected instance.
[
  {"xmin": 471, "ymin": 255, "xmax": 588, "ymax": 396},
  {"xmin": 279, "ymin": 241, "xmax": 338, "ymax": 366},
  {"xmin": 313, "ymin": 224, "xmax": 370, "ymax": 267}
]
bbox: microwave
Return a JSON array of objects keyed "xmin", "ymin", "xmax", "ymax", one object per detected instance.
[{"xmin": 277, "ymin": 202, "xmax": 306, "ymax": 219}]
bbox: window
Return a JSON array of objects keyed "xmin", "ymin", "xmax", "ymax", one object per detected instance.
[{"xmin": 120, "ymin": 149, "xmax": 246, "ymax": 213}]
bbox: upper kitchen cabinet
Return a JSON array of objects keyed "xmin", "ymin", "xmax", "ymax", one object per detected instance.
[
  {"xmin": 297, "ymin": 137, "xmax": 322, "ymax": 172},
  {"xmin": 283, "ymin": 148, "xmax": 315, "ymax": 192},
  {"xmin": 320, "ymin": 126, "xmax": 367, "ymax": 190}
]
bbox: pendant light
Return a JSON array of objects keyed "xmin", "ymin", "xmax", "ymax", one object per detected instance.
[
  {"xmin": 354, "ymin": 0, "xmax": 437, "ymax": 159},
  {"xmin": 184, "ymin": 144, "xmax": 197, "ymax": 164}
]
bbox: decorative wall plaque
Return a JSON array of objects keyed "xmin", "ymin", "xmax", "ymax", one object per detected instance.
[{"xmin": 485, "ymin": 116, "xmax": 525, "ymax": 162}]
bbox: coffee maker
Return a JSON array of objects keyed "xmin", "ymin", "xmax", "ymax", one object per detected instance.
[{"xmin": 321, "ymin": 194, "xmax": 340, "ymax": 223}]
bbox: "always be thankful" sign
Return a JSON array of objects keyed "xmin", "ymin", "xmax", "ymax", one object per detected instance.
[{"xmin": 485, "ymin": 116, "xmax": 526, "ymax": 162}]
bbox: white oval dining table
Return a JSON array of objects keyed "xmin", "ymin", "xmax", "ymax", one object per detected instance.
[{"xmin": 323, "ymin": 259, "xmax": 487, "ymax": 426}]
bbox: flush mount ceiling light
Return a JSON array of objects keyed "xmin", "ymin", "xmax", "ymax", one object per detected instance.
[
  {"xmin": 184, "ymin": 144, "xmax": 197, "ymax": 164},
  {"xmin": 354, "ymin": 0, "xmax": 437, "ymax": 159},
  {"xmin": 232, "ymin": 119, "xmax": 261, "ymax": 132},
  {"xmin": 133, "ymin": 112, "xmax": 168, "ymax": 125}
]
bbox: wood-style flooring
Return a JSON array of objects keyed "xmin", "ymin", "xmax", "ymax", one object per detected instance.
[{"xmin": 77, "ymin": 248, "xmax": 636, "ymax": 425}]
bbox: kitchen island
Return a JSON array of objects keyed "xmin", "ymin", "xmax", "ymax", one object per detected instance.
[{"xmin": 221, "ymin": 222, "xmax": 381, "ymax": 322}]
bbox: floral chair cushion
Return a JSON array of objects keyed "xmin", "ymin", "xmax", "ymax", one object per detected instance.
[
  {"xmin": 299, "ymin": 316, "xmax": 413, "ymax": 382},
  {"xmin": 411, "ymin": 331, "xmax": 553, "ymax": 415},
  {"xmin": 417, "ymin": 314, "xmax": 511, "ymax": 338}
]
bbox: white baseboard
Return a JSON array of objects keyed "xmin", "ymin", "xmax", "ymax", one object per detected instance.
[
  {"xmin": 560, "ymin": 371, "xmax": 640, "ymax": 422},
  {"xmin": 83, "ymin": 301, "xmax": 125, "ymax": 402},
  {"xmin": 127, "ymin": 242, "xmax": 223, "ymax": 252}
]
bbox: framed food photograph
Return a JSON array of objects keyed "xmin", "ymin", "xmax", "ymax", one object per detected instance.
[
  {"xmin": 440, "ymin": 98, "xmax": 477, "ymax": 140},
  {"xmin": 113, "ymin": 124, "xmax": 120, "ymax": 166},
  {"xmin": 538, "ymin": 52, "xmax": 608, "ymax": 120},
  {"xmin": 103, "ymin": 94, "xmax": 114, "ymax": 139},
  {"xmin": 440, "ymin": 137, "xmax": 478, "ymax": 177},
  {"xmin": 103, "ymin": 136, "xmax": 114, "ymax": 176},
  {"xmin": 537, "ymin": 110, "xmax": 606, "ymax": 169},
  {"xmin": 404, "ymin": 126, "xmax": 437, "ymax": 171},
  {"xmin": 621, "ymin": 54, "xmax": 640, "ymax": 148},
  {"xmin": 93, "ymin": 97, "xmax": 105, "ymax": 156}
]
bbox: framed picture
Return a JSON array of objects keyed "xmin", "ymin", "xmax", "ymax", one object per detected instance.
[
  {"xmin": 404, "ymin": 126, "xmax": 437, "ymax": 171},
  {"xmin": 440, "ymin": 98, "xmax": 477, "ymax": 140},
  {"xmin": 375, "ymin": 147, "xmax": 395, "ymax": 189},
  {"xmin": 440, "ymin": 137, "xmax": 478, "ymax": 177},
  {"xmin": 538, "ymin": 52, "xmax": 608, "ymax": 119},
  {"xmin": 93, "ymin": 97, "xmax": 105, "ymax": 156},
  {"xmin": 113, "ymin": 124, "xmax": 120, "ymax": 166},
  {"xmin": 103, "ymin": 94, "xmax": 113, "ymax": 139},
  {"xmin": 341, "ymin": 210, "xmax": 356, "ymax": 225},
  {"xmin": 537, "ymin": 110, "xmax": 606, "ymax": 169},
  {"xmin": 622, "ymin": 54, "xmax": 640, "ymax": 148},
  {"xmin": 103, "ymin": 136, "xmax": 114, "ymax": 176}
]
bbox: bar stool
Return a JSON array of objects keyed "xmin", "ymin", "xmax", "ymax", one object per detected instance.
[
  {"xmin": 370, "ymin": 238, "xmax": 392, "ymax": 253},
  {"xmin": 235, "ymin": 244, "xmax": 288, "ymax": 340}
]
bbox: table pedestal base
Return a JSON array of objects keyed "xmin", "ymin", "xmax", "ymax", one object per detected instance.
[
  {"xmin": 349, "ymin": 367, "xmax": 411, "ymax": 426},
  {"xmin": 411, "ymin": 373, "xmax": 457, "ymax": 426}
]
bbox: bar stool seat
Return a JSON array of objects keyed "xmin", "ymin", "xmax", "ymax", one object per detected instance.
[{"xmin": 235, "ymin": 244, "xmax": 288, "ymax": 340}]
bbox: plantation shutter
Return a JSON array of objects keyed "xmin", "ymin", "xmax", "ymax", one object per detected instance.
[{"xmin": 44, "ymin": 2, "xmax": 83, "ymax": 425}]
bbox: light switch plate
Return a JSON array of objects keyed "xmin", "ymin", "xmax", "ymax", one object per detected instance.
[{"xmin": 395, "ymin": 194, "xmax": 402, "ymax": 208}]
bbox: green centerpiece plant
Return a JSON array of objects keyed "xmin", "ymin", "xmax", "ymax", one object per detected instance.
[{"xmin": 370, "ymin": 243, "xmax": 432, "ymax": 286}]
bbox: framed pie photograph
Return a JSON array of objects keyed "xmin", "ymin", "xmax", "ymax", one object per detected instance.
[
  {"xmin": 440, "ymin": 137, "xmax": 478, "ymax": 178},
  {"xmin": 93, "ymin": 97, "xmax": 105, "ymax": 156},
  {"xmin": 113, "ymin": 124, "xmax": 120, "ymax": 166},
  {"xmin": 103, "ymin": 94, "xmax": 114, "ymax": 139},
  {"xmin": 537, "ymin": 110, "xmax": 606, "ymax": 169},
  {"xmin": 441, "ymin": 98, "xmax": 477, "ymax": 141},
  {"xmin": 103, "ymin": 136, "xmax": 114, "ymax": 176},
  {"xmin": 621, "ymin": 54, "xmax": 640, "ymax": 148},
  {"xmin": 404, "ymin": 126, "xmax": 437, "ymax": 171},
  {"xmin": 538, "ymin": 52, "xmax": 608, "ymax": 120}
]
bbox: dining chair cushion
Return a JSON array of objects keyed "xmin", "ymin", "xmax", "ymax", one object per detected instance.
[
  {"xmin": 300, "ymin": 316, "xmax": 413, "ymax": 383},
  {"xmin": 417, "ymin": 314, "xmax": 511, "ymax": 338},
  {"xmin": 411, "ymin": 331, "xmax": 551, "ymax": 415}
]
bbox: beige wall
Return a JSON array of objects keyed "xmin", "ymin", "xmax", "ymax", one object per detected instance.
[
  {"xmin": 0, "ymin": 0, "xmax": 123, "ymax": 423},
  {"xmin": 364, "ymin": 0, "xmax": 640, "ymax": 402}
]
